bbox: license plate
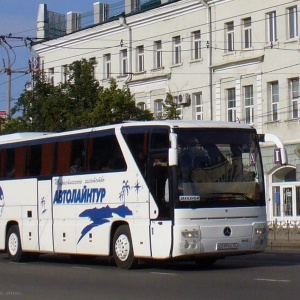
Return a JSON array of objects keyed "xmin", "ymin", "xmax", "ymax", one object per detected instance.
[{"xmin": 217, "ymin": 243, "xmax": 239, "ymax": 250}]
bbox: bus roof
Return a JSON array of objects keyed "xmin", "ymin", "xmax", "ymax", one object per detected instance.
[
  {"xmin": 120, "ymin": 120, "xmax": 254, "ymax": 130},
  {"xmin": 0, "ymin": 121, "xmax": 255, "ymax": 146},
  {"xmin": 0, "ymin": 132, "xmax": 51, "ymax": 143}
]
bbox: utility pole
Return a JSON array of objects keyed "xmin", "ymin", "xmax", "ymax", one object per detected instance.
[
  {"xmin": 1, "ymin": 36, "xmax": 31, "ymax": 116},
  {"xmin": 0, "ymin": 40, "xmax": 12, "ymax": 115}
]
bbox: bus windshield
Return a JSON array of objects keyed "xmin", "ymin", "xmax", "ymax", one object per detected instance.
[{"xmin": 174, "ymin": 128, "xmax": 265, "ymax": 208}]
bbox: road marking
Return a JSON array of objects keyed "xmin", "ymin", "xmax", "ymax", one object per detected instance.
[
  {"xmin": 151, "ymin": 272, "xmax": 177, "ymax": 276},
  {"xmin": 255, "ymin": 278, "xmax": 291, "ymax": 283}
]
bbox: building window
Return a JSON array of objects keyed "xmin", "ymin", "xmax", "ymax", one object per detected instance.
[
  {"xmin": 227, "ymin": 88, "xmax": 236, "ymax": 122},
  {"xmin": 130, "ymin": 0, "xmax": 141, "ymax": 12},
  {"xmin": 173, "ymin": 36, "xmax": 181, "ymax": 64},
  {"xmin": 154, "ymin": 100, "xmax": 163, "ymax": 119},
  {"xmin": 194, "ymin": 93, "xmax": 203, "ymax": 120},
  {"xmin": 273, "ymin": 186, "xmax": 281, "ymax": 217},
  {"xmin": 270, "ymin": 81, "xmax": 279, "ymax": 121},
  {"xmin": 192, "ymin": 30, "xmax": 201, "ymax": 60},
  {"xmin": 243, "ymin": 18, "xmax": 252, "ymax": 49},
  {"xmin": 49, "ymin": 68, "xmax": 54, "ymax": 85},
  {"xmin": 291, "ymin": 78, "xmax": 299, "ymax": 119},
  {"xmin": 266, "ymin": 11, "xmax": 277, "ymax": 43},
  {"xmin": 287, "ymin": 6, "xmax": 298, "ymax": 39},
  {"xmin": 137, "ymin": 46, "xmax": 144, "ymax": 72},
  {"xmin": 61, "ymin": 65, "xmax": 68, "ymax": 84},
  {"xmin": 137, "ymin": 102, "xmax": 146, "ymax": 110},
  {"xmin": 283, "ymin": 187, "xmax": 293, "ymax": 216},
  {"xmin": 225, "ymin": 21, "xmax": 234, "ymax": 52},
  {"xmin": 244, "ymin": 85, "xmax": 254, "ymax": 124},
  {"xmin": 120, "ymin": 49, "xmax": 128, "ymax": 75},
  {"xmin": 154, "ymin": 40, "xmax": 162, "ymax": 69},
  {"xmin": 104, "ymin": 54, "xmax": 111, "ymax": 79},
  {"xmin": 297, "ymin": 187, "xmax": 300, "ymax": 216}
]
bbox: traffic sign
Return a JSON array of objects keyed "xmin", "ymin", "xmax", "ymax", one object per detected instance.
[
  {"xmin": 0, "ymin": 111, "xmax": 7, "ymax": 118},
  {"xmin": 295, "ymin": 145, "xmax": 300, "ymax": 159}
]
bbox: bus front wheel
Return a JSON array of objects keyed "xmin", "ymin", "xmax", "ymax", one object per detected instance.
[
  {"xmin": 113, "ymin": 225, "xmax": 137, "ymax": 269},
  {"xmin": 6, "ymin": 225, "xmax": 25, "ymax": 262}
]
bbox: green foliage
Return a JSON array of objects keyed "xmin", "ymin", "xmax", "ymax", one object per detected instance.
[
  {"xmin": 162, "ymin": 92, "xmax": 180, "ymax": 120},
  {"xmin": 1, "ymin": 59, "xmax": 153, "ymax": 134}
]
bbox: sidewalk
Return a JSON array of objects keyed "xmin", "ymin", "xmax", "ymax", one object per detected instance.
[{"xmin": 267, "ymin": 229, "xmax": 300, "ymax": 249}]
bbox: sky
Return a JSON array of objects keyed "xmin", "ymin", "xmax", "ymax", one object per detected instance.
[{"xmin": 0, "ymin": 0, "xmax": 120, "ymax": 114}]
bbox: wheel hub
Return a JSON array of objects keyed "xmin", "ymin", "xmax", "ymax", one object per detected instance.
[
  {"xmin": 8, "ymin": 233, "xmax": 19, "ymax": 256},
  {"xmin": 115, "ymin": 234, "xmax": 130, "ymax": 261}
]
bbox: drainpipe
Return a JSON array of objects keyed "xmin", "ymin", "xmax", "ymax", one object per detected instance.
[
  {"xmin": 200, "ymin": 0, "xmax": 213, "ymax": 120},
  {"xmin": 119, "ymin": 16, "xmax": 132, "ymax": 84}
]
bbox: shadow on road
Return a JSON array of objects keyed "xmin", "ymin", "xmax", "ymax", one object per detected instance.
[{"xmin": 1, "ymin": 250, "xmax": 300, "ymax": 272}]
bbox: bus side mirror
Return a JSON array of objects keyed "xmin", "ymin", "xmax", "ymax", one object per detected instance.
[{"xmin": 169, "ymin": 133, "xmax": 178, "ymax": 166}]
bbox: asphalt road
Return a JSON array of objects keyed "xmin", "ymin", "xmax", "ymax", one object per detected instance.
[{"xmin": 0, "ymin": 250, "xmax": 300, "ymax": 300}]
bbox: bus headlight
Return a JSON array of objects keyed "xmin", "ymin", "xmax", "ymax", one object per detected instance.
[
  {"xmin": 179, "ymin": 228, "xmax": 201, "ymax": 254},
  {"xmin": 254, "ymin": 227, "xmax": 267, "ymax": 235},
  {"xmin": 181, "ymin": 230, "xmax": 200, "ymax": 239}
]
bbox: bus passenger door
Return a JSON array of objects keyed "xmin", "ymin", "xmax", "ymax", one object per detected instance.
[
  {"xmin": 37, "ymin": 180, "xmax": 54, "ymax": 252},
  {"xmin": 150, "ymin": 220, "xmax": 172, "ymax": 258}
]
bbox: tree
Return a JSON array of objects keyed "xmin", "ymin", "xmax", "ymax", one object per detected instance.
[
  {"xmin": 162, "ymin": 92, "xmax": 180, "ymax": 120},
  {"xmin": 1, "ymin": 59, "xmax": 153, "ymax": 134},
  {"xmin": 3, "ymin": 72, "xmax": 58, "ymax": 132},
  {"xmin": 91, "ymin": 78, "xmax": 153, "ymax": 126}
]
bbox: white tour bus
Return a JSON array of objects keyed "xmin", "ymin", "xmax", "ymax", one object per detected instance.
[{"xmin": 0, "ymin": 121, "xmax": 270, "ymax": 269}]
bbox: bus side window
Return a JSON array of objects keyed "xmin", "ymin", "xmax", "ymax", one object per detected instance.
[
  {"xmin": 69, "ymin": 139, "xmax": 86, "ymax": 174},
  {"xmin": 88, "ymin": 134, "xmax": 126, "ymax": 173},
  {"xmin": 149, "ymin": 153, "xmax": 169, "ymax": 217},
  {"xmin": 5, "ymin": 149, "xmax": 16, "ymax": 178},
  {"xmin": 0, "ymin": 147, "xmax": 25, "ymax": 179},
  {"xmin": 26, "ymin": 145, "xmax": 42, "ymax": 176},
  {"xmin": 148, "ymin": 129, "xmax": 170, "ymax": 218},
  {"xmin": 54, "ymin": 138, "xmax": 86, "ymax": 175},
  {"xmin": 0, "ymin": 150, "xmax": 4, "ymax": 178},
  {"xmin": 122, "ymin": 132, "xmax": 148, "ymax": 178},
  {"xmin": 151, "ymin": 131, "xmax": 169, "ymax": 149},
  {"xmin": 40, "ymin": 143, "xmax": 54, "ymax": 176},
  {"xmin": 14, "ymin": 147, "xmax": 25, "ymax": 178},
  {"xmin": 55, "ymin": 140, "xmax": 72, "ymax": 175}
]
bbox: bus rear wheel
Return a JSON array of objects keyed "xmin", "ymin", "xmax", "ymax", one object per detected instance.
[
  {"xmin": 6, "ymin": 225, "xmax": 25, "ymax": 262},
  {"xmin": 113, "ymin": 225, "xmax": 137, "ymax": 269}
]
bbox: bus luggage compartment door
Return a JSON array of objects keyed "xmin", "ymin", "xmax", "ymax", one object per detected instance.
[
  {"xmin": 150, "ymin": 220, "xmax": 172, "ymax": 259},
  {"xmin": 38, "ymin": 180, "xmax": 54, "ymax": 252}
]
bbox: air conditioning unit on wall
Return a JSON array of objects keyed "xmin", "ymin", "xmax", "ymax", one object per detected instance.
[{"xmin": 177, "ymin": 93, "xmax": 191, "ymax": 106}]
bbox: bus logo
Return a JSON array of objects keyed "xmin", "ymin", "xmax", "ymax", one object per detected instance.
[
  {"xmin": 223, "ymin": 227, "xmax": 232, "ymax": 237},
  {"xmin": 77, "ymin": 205, "xmax": 133, "ymax": 243}
]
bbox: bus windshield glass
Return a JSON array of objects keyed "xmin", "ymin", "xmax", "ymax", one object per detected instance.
[{"xmin": 174, "ymin": 128, "xmax": 265, "ymax": 208}]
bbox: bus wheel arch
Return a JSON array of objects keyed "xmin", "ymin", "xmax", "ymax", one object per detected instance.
[
  {"xmin": 6, "ymin": 224, "xmax": 26, "ymax": 262},
  {"xmin": 112, "ymin": 223, "xmax": 137, "ymax": 269}
]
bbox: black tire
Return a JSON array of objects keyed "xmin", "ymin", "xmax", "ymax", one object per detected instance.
[
  {"xmin": 113, "ymin": 225, "xmax": 137, "ymax": 269},
  {"xmin": 6, "ymin": 225, "xmax": 25, "ymax": 262}
]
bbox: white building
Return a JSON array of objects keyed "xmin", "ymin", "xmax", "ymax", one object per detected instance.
[{"xmin": 32, "ymin": 0, "xmax": 300, "ymax": 224}]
